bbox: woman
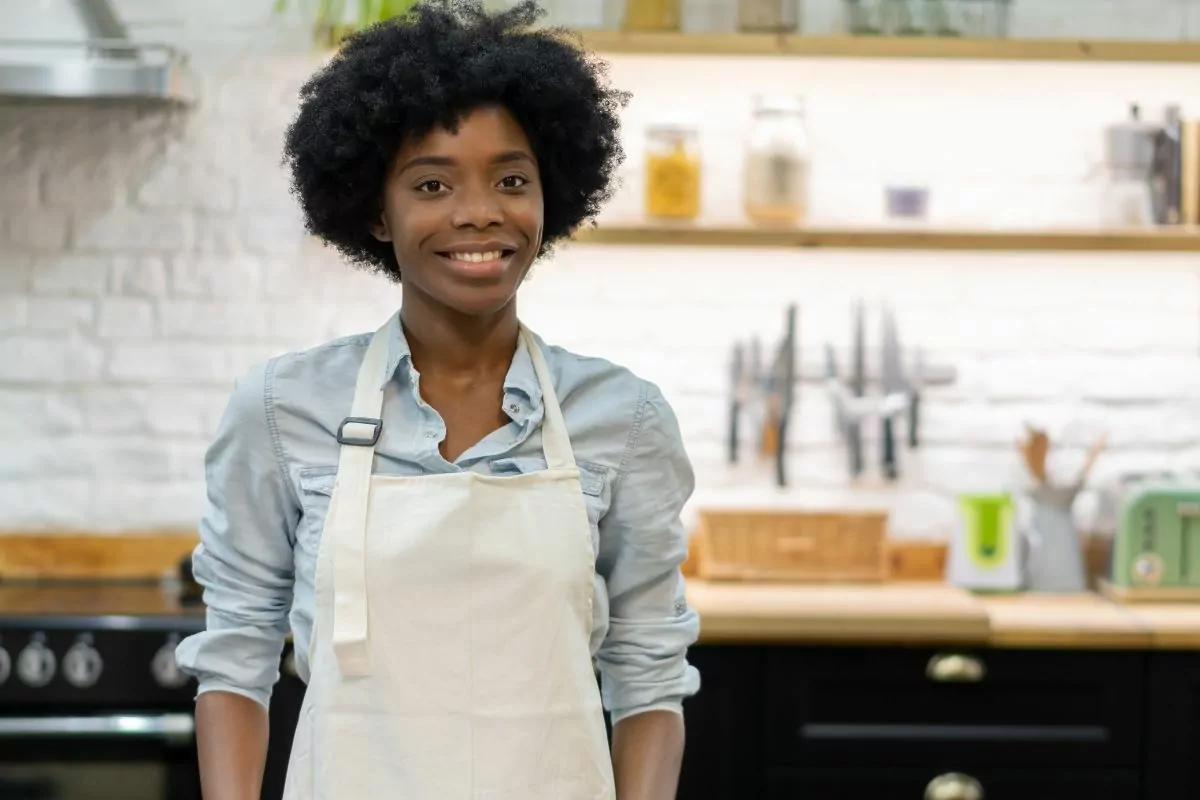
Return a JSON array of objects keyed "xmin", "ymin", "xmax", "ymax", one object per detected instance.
[{"xmin": 174, "ymin": 2, "xmax": 701, "ymax": 798}]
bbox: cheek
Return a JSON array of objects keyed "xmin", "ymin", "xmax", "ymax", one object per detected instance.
[{"xmin": 391, "ymin": 202, "xmax": 441, "ymax": 249}]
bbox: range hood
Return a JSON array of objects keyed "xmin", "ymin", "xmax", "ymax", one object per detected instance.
[{"xmin": 0, "ymin": 0, "xmax": 194, "ymax": 104}]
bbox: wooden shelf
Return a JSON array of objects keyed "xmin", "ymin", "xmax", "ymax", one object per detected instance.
[
  {"xmin": 578, "ymin": 32, "xmax": 1200, "ymax": 64},
  {"xmin": 572, "ymin": 224, "xmax": 1200, "ymax": 252}
]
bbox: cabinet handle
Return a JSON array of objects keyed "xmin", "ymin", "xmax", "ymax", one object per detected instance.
[
  {"xmin": 926, "ymin": 653, "xmax": 985, "ymax": 683},
  {"xmin": 925, "ymin": 772, "xmax": 984, "ymax": 800}
]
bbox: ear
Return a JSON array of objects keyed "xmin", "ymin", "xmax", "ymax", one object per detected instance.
[{"xmin": 371, "ymin": 207, "xmax": 392, "ymax": 242}]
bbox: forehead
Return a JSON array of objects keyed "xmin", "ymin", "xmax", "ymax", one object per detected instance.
[{"xmin": 400, "ymin": 105, "xmax": 533, "ymax": 160}]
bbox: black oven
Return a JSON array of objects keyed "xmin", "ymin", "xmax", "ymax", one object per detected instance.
[{"xmin": 0, "ymin": 611, "xmax": 204, "ymax": 800}]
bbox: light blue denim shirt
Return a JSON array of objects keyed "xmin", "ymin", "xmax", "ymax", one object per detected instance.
[{"xmin": 175, "ymin": 313, "xmax": 701, "ymax": 723}]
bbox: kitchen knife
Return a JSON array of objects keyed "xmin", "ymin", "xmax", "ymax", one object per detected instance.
[
  {"xmin": 749, "ymin": 336, "xmax": 764, "ymax": 456},
  {"xmin": 775, "ymin": 304, "xmax": 798, "ymax": 488},
  {"xmin": 824, "ymin": 341, "xmax": 845, "ymax": 434},
  {"xmin": 909, "ymin": 346, "xmax": 924, "ymax": 448},
  {"xmin": 728, "ymin": 341, "xmax": 744, "ymax": 464},
  {"xmin": 847, "ymin": 300, "xmax": 866, "ymax": 478},
  {"xmin": 880, "ymin": 306, "xmax": 906, "ymax": 481}
]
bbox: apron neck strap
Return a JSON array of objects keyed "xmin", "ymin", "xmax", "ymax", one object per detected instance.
[
  {"xmin": 342, "ymin": 315, "xmax": 576, "ymax": 472},
  {"xmin": 519, "ymin": 326, "xmax": 575, "ymax": 472}
]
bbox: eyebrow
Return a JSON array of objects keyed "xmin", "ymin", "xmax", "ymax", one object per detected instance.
[{"xmin": 395, "ymin": 150, "xmax": 535, "ymax": 174}]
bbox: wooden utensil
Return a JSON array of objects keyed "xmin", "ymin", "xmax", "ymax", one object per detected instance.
[{"xmin": 1018, "ymin": 424, "xmax": 1050, "ymax": 485}]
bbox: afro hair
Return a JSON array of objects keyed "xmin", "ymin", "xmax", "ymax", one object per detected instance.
[{"xmin": 282, "ymin": 0, "xmax": 628, "ymax": 281}]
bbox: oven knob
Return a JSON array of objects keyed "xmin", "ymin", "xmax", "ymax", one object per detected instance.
[
  {"xmin": 63, "ymin": 642, "xmax": 104, "ymax": 688},
  {"xmin": 16, "ymin": 640, "xmax": 56, "ymax": 688},
  {"xmin": 152, "ymin": 639, "xmax": 188, "ymax": 689},
  {"xmin": 0, "ymin": 647, "xmax": 10, "ymax": 686}
]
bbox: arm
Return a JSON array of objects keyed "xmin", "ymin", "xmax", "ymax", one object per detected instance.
[
  {"xmin": 611, "ymin": 710, "xmax": 686, "ymax": 800},
  {"xmin": 596, "ymin": 381, "xmax": 702, "ymax": 800},
  {"xmin": 174, "ymin": 361, "xmax": 300, "ymax": 800}
]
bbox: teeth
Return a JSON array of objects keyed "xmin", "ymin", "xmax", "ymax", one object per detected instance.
[{"xmin": 448, "ymin": 250, "xmax": 503, "ymax": 263}]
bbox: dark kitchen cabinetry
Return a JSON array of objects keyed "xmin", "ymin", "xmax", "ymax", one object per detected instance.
[
  {"xmin": 1144, "ymin": 652, "xmax": 1200, "ymax": 800},
  {"xmin": 262, "ymin": 644, "xmax": 1200, "ymax": 800},
  {"xmin": 674, "ymin": 645, "xmax": 1200, "ymax": 800}
]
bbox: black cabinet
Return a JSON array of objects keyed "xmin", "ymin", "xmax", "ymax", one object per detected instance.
[
  {"xmin": 1144, "ymin": 652, "xmax": 1200, "ymax": 800},
  {"xmin": 678, "ymin": 644, "xmax": 1198, "ymax": 800},
  {"xmin": 677, "ymin": 647, "xmax": 764, "ymax": 800}
]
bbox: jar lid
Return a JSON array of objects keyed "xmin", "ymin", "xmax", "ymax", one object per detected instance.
[
  {"xmin": 646, "ymin": 122, "xmax": 698, "ymax": 134},
  {"xmin": 753, "ymin": 94, "xmax": 805, "ymax": 115}
]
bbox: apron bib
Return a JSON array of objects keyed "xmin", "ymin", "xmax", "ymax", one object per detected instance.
[{"xmin": 282, "ymin": 315, "xmax": 616, "ymax": 800}]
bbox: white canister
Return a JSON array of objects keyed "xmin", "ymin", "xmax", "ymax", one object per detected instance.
[{"xmin": 744, "ymin": 94, "xmax": 810, "ymax": 226}]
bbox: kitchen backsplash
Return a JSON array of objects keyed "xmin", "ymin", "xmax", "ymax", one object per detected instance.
[{"xmin": 0, "ymin": 4, "xmax": 1198, "ymax": 532}]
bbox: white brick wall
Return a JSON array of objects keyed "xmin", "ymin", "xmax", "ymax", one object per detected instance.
[{"xmin": 0, "ymin": 2, "xmax": 1198, "ymax": 533}]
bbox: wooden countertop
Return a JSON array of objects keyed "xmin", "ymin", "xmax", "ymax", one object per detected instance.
[{"xmin": 687, "ymin": 581, "xmax": 1200, "ymax": 650}]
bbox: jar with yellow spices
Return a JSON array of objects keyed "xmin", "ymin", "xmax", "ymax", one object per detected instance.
[{"xmin": 645, "ymin": 124, "xmax": 701, "ymax": 221}]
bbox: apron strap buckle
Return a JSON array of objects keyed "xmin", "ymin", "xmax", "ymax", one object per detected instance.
[{"xmin": 337, "ymin": 416, "xmax": 383, "ymax": 447}]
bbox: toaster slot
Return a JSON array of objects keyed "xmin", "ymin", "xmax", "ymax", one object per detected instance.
[{"xmin": 1180, "ymin": 501, "xmax": 1200, "ymax": 584}]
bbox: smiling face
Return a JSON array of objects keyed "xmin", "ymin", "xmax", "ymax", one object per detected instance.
[{"xmin": 372, "ymin": 105, "xmax": 544, "ymax": 318}]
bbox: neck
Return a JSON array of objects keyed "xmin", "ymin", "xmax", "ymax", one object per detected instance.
[{"xmin": 400, "ymin": 293, "xmax": 519, "ymax": 379}]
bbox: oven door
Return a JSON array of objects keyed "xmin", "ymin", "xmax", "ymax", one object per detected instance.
[{"xmin": 0, "ymin": 712, "xmax": 201, "ymax": 800}]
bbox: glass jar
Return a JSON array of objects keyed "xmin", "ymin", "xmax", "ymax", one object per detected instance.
[
  {"xmin": 744, "ymin": 95, "xmax": 809, "ymax": 226},
  {"xmin": 645, "ymin": 125, "xmax": 701, "ymax": 220},
  {"xmin": 738, "ymin": 0, "xmax": 799, "ymax": 32},
  {"xmin": 623, "ymin": 0, "xmax": 680, "ymax": 31}
]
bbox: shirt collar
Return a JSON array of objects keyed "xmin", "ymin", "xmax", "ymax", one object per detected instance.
[{"xmin": 380, "ymin": 313, "xmax": 543, "ymax": 407}]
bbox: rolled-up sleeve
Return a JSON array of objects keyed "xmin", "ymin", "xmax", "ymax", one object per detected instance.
[
  {"xmin": 174, "ymin": 360, "xmax": 299, "ymax": 710},
  {"xmin": 595, "ymin": 381, "xmax": 701, "ymax": 724}
]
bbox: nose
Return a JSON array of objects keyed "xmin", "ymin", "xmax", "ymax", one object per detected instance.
[{"xmin": 450, "ymin": 181, "xmax": 503, "ymax": 230}]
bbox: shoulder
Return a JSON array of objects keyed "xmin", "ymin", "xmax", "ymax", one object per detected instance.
[
  {"xmin": 229, "ymin": 332, "xmax": 374, "ymax": 439},
  {"xmin": 535, "ymin": 337, "xmax": 683, "ymax": 466},
  {"xmin": 537, "ymin": 338, "xmax": 664, "ymax": 416},
  {"xmin": 266, "ymin": 331, "xmax": 373, "ymax": 388}
]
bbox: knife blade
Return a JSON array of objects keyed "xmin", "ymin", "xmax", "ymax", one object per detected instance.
[
  {"xmin": 824, "ymin": 341, "xmax": 845, "ymax": 434},
  {"xmin": 847, "ymin": 300, "xmax": 866, "ymax": 477},
  {"xmin": 728, "ymin": 341, "xmax": 744, "ymax": 464},
  {"xmin": 880, "ymin": 306, "xmax": 906, "ymax": 481},
  {"xmin": 775, "ymin": 304, "xmax": 798, "ymax": 488}
]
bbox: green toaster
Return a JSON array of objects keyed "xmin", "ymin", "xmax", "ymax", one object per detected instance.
[{"xmin": 1111, "ymin": 485, "xmax": 1200, "ymax": 589}]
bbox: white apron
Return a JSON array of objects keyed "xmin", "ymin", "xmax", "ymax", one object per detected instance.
[{"xmin": 282, "ymin": 315, "xmax": 616, "ymax": 800}]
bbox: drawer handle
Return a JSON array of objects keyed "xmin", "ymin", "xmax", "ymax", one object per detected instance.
[
  {"xmin": 925, "ymin": 772, "xmax": 984, "ymax": 800},
  {"xmin": 926, "ymin": 653, "xmax": 985, "ymax": 683}
]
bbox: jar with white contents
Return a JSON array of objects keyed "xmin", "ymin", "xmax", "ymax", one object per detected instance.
[{"xmin": 744, "ymin": 94, "xmax": 809, "ymax": 226}]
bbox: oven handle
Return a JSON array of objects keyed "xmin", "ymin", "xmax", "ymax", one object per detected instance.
[{"xmin": 0, "ymin": 714, "xmax": 195, "ymax": 745}]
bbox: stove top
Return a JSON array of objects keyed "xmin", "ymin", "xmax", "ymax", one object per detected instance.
[{"xmin": 0, "ymin": 582, "xmax": 205, "ymax": 704}]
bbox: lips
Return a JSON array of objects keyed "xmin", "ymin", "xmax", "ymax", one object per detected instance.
[{"xmin": 433, "ymin": 242, "xmax": 519, "ymax": 279}]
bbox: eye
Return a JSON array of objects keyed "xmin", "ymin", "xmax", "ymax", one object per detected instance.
[
  {"xmin": 498, "ymin": 175, "xmax": 528, "ymax": 189},
  {"xmin": 417, "ymin": 179, "xmax": 447, "ymax": 193}
]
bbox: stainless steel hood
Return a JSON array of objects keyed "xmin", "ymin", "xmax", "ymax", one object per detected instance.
[{"xmin": 0, "ymin": 0, "xmax": 195, "ymax": 104}]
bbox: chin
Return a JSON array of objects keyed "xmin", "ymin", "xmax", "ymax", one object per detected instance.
[{"xmin": 438, "ymin": 286, "xmax": 521, "ymax": 318}]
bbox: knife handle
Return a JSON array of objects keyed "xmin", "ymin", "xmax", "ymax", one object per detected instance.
[
  {"xmin": 775, "ymin": 414, "xmax": 788, "ymax": 487},
  {"xmin": 908, "ymin": 394, "xmax": 920, "ymax": 448},
  {"xmin": 882, "ymin": 416, "xmax": 898, "ymax": 480}
]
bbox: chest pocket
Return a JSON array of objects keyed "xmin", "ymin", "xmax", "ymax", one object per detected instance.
[{"xmin": 295, "ymin": 468, "xmax": 337, "ymax": 558}]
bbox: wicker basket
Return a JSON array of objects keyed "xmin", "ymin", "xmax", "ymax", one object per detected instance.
[{"xmin": 693, "ymin": 509, "xmax": 889, "ymax": 582}]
